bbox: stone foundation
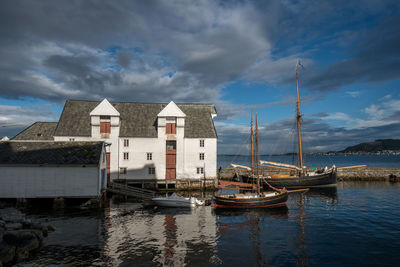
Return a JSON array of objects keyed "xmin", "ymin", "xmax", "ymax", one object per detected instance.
[{"xmin": 218, "ymin": 168, "xmax": 400, "ymax": 182}]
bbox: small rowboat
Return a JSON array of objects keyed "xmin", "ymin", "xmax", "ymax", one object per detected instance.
[
  {"xmin": 213, "ymin": 191, "xmax": 288, "ymax": 209},
  {"xmin": 152, "ymin": 193, "xmax": 204, "ymax": 208}
]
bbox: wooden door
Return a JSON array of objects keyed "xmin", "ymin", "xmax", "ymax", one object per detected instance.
[
  {"xmin": 106, "ymin": 152, "xmax": 111, "ymax": 184},
  {"xmin": 166, "ymin": 141, "xmax": 176, "ymax": 179}
]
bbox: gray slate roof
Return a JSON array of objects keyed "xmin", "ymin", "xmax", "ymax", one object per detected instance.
[
  {"xmin": 13, "ymin": 122, "xmax": 57, "ymax": 140},
  {"xmin": 0, "ymin": 142, "xmax": 103, "ymax": 165},
  {"xmin": 54, "ymin": 100, "xmax": 217, "ymax": 138}
]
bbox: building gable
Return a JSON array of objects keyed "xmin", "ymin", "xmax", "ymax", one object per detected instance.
[
  {"xmin": 90, "ymin": 98, "xmax": 120, "ymax": 116},
  {"xmin": 157, "ymin": 101, "xmax": 186, "ymax": 117}
]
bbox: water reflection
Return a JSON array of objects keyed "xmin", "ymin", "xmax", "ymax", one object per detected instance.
[
  {"xmin": 213, "ymin": 206, "xmax": 289, "ymax": 218},
  {"xmin": 306, "ymin": 186, "xmax": 338, "ymax": 204},
  {"xmin": 297, "ymin": 192, "xmax": 309, "ymax": 267},
  {"xmin": 215, "ymin": 207, "xmax": 289, "ymax": 266},
  {"xmin": 104, "ymin": 204, "xmax": 218, "ymax": 266},
  {"xmin": 25, "ymin": 183, "xmax": 397, "ymax": 266}
]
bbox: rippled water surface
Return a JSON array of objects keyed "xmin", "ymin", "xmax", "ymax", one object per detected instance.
[{"xmin": 23, "ymin": 182, "xmax": 400, "ymax": 266}]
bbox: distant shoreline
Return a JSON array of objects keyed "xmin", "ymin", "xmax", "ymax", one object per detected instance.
[{"xmin": 219, "ymin": 151, "xmax": 400, "ymax": 156}]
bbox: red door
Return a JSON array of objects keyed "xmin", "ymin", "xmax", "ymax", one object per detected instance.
[
  {"xmin": 166, "ymin": 141, "xmax": 176, "ymax": 179},
  {"xmin": 106, "ymin": 152, "xmax": 111, "ymax": 184}
]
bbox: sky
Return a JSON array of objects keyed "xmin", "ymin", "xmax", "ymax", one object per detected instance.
[{"xmin": 0, "ymin": 0, "xmax": 400, "ymax": 154}]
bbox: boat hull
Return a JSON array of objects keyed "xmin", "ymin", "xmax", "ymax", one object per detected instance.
[
  {"xmin": 152, "ymin": 198, "xmax": 195, "ymax": 208},
  {"xmin": 242, "ymin": 170, "xmax": 337, "ymax": 189},
  {"xmin": 213, "ymin": 192, "xmax": 288, "ymax": 209}
]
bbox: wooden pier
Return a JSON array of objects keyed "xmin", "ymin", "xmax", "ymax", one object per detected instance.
[
  {"xmin": 112, "ymin": 178, "xmax": 217, "ymax": 190},
  {"xmin": 107, "ymin": 182, "xmax": 156, "ymax": 200}
]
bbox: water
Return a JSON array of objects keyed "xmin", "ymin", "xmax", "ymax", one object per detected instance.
[
  {"xmin": 218, "ymin": 154, "xmax": 400, "ymax": 169},
  {"xmin": 20, "ymin": 182, "xmax": 400, "ymax": 266}
]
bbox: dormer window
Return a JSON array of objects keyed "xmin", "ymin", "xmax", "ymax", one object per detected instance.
[
  {"xmin": 166, "ymin": 123, "xmax": 176, "ymax": 134},
  {"xmin": 165, "ymin": 117, "xmax": 176, "ymax": 134},
  {"xmin": 157, "ymin": 101, "xmax": 186, "ymax": 136},
  {"xmin": 100, "ymin": 116, "xmax": 111, "ymax": 138}
]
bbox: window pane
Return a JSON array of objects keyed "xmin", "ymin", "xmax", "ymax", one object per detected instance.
[{"xmin": 166, "ymin": 141, "xmax": 176, "ymax": 150}]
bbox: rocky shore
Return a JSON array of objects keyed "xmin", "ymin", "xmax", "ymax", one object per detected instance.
[
  {"xmin": 219, "ymin": 168, "xmax": 400, "ymax": 182},
  {"xmin": 0, "ymin": 208, "xmax": 54, "ymax": 266}
]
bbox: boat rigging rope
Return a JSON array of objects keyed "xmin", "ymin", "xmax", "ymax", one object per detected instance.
[
  {"xmin": 262, "ymin": 177, "xmax": 287, "ymax": 193},
  {"xmin": 229, "ymin": 132, "xmax": 251, "ymax": 167}
]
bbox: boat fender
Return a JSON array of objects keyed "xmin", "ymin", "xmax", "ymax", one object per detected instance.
[{"xmin": 195, "ymin": 199, "xmax": 205, "ymax": 206}]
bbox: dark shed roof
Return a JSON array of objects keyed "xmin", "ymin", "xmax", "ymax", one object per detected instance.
[
  {"xmin": 13, "ymin": 122, "xmax": 57, "ymax": 140},
  {"xmin": 0, "ymin": 141, "xmax": 103, "ymax": 165},
  {"xmin": 54, "ymin": 100, "xmax": 217, "ymax": 138}
]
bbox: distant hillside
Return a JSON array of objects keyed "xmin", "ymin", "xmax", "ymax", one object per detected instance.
[{"xmin": 341, "ymin": 139, "xmax": 400, "ymax": 153}]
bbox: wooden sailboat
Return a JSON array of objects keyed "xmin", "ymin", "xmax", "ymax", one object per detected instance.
[
  {"xmin": 236, "ymin": 61, "xmax": 337, "ymax": 189},
  {"xmin": 214, "ymin": 115, "xmax": 288, "ymax": 208}
]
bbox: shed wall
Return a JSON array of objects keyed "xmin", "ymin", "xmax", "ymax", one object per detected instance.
[{"xmin": 0, "ymin": 166, "xmax": 101, "ymax": 198}]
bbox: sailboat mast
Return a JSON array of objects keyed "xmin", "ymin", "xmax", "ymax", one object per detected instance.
[
  {"xmin": 296, "ymin": 62, "xmax": 303, "ymax": 169},
  {"xmin": 256, "ymin": 114, "xmax": 260, "ymax": 195},
  {"xmin": 251, "ymin": 107, "xmax": 254, "ymax": 173}
]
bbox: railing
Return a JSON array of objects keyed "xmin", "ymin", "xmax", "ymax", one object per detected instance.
[{"xmin": 107, "ymin": 182, "xmax": 156, "ymax": 200}]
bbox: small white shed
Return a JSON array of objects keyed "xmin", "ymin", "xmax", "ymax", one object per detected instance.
[{"xmin": 0, "ymin": 141, "xmax": 107, "ymax": 198}]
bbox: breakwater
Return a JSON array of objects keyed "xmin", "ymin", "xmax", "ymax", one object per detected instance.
[
  {"xmin": 0, "ymin": 208, "xmax": 54, "ymax": 266},
  {"xmin": 219, "ymin": 168, "xmax": 400, "ymax": 182}
]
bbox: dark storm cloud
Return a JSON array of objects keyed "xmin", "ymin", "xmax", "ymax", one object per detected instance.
[
  {"xmin": 1, "ymin": 0, "xmax": 400, "ymax": 148},
  {"xmin": 0, "ymin": 0, "xmax": 270, "ymax": 107},
  {"xmin": 304, "ymin": 15, "xmax": 400, "ymax": 92},
  {"xmin": 217, "ymin": 116, "xmax": 400, "ymax": 155},
  {"xmin": 1, "ymin": 0, "xmax": 399, "ymax": 102},
  {"xmin": 117, "ymin": 52, "xmax": 131, "ymax": 69},
  {"xmin": 43, "ymin": 55, "xmax": 98, "ymax": 78}
]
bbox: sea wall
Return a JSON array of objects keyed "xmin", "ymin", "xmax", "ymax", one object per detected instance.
[
  {"xmin": 0, "ymin": 208, "xmax": 54, "ymax": 266},
  {"xmin": 337, "ymin": 168, "xmax": 400, "ymax": 182},
  {"xmin": 218, "ymin": 168, "xmax": 400, "ymax": 182}
]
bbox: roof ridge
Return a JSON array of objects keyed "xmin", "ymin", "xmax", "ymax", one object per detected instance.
[{"xmin": 65, "ymin": 99, "xmax": 215, "ymax": 105}]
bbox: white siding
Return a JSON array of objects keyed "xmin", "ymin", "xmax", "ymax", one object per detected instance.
[
  {"xmin": 119, "ymin": 138, "xmax": 165, "ymax": 180},
  {"xmin": 0, "ymin": 166, "xmax": 101, "ymax": 198},
  {"xmin": 54, "ymin": 135, "xmax": 217, "ymax": 180},
  {"xmin": 53, "ymin": 100, "xmax": 217, "ymax": 181},
  {"xmin": 54, "ymin": 135, "xmax": 120, "ymax": 180},
  {"xmin": 183, "ymin": 138, "xmax": 217, "ymax": 178}
]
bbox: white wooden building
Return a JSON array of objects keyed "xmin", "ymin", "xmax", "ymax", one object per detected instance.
[
  {"xmin": 13, "ymin": 99, "xmax": 218, "ymax": 185},
  {"xmin": 0, "ymin": 141, "xmax": 107, "ymax": 198}
]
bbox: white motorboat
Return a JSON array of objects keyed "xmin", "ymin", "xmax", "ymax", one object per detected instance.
[{"xmin": 152, "ymin": 193, "xmax": 204, "ymax": 208}]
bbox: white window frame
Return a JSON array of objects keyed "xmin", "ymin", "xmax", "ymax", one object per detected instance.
[
  {"xmin": 200, "ymin": 139, "xmax": 204, "ymax": 147},
  {"xmin": 197, "ymin": 167, "xmax": 204, "ymax": 174},
  {"xmin": 124, "ymin": 139, "xmax": 129, "ymax": 147},
  {"xmin": 148, "ymin": 167, "xmax": 155, "ymax": 175},
  {"xmin": 123, "ymin": 152, "xmax": 129, "ymax": 160},
  {"xmin": 199, "ymin": 153, "xmax": 205, "ymax": 160},
  {"xmin": 147, "ymin": 153, "xmax": 152, "ymax": 160}
]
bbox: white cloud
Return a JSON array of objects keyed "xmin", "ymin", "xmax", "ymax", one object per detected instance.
[
  {"xmin": 0, "ymin": 104, "xmax": 59, "ymax": 128},
  {"xmin": 346, "ymin": 91, "xmax": 360, "ymax": 98},
  {"xmin": 364, "ymin": 104, "xmax": 384, "ymax": 119}
]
